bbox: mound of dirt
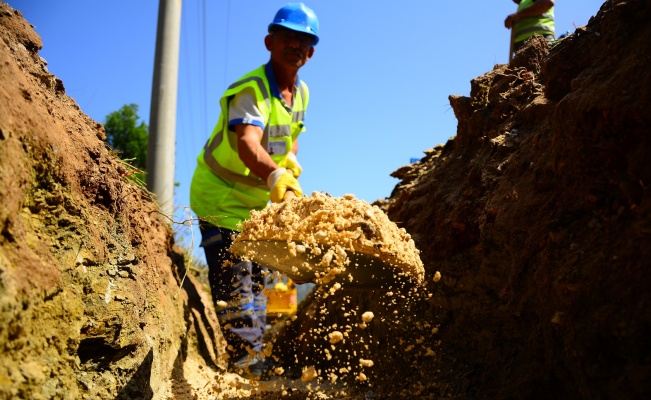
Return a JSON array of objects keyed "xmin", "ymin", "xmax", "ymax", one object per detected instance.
[
  {"xmin": 273, "ymin": 0, "xmax": 651, "ymax": 398},
  {"xmin": 0, "ymin": 3, "xmax": 228, "ymax": 399}
]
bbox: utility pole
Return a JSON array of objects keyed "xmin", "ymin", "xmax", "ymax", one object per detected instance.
[{"xmin": 147, "ymin": 0, "xmax": 182, "ymax": 220}]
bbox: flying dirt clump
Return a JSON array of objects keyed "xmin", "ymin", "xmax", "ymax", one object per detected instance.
[
  {"xmin": 231, "ymin": 191, "xmax": 425, "ymax": 286},
  {"xmin": 361, "ymin": 311, "xmax": 374, "ymax": 323}
]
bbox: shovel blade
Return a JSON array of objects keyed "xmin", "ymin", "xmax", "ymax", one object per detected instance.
[{"xmin": 229, "ymin": 240, "xmax": 411, "ymax": 290}]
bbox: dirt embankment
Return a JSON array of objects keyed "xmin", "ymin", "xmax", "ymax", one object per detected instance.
[
  {"xmin": 0, "ymin": 3, "xmax": 224, "ymax": 399},
  {"xmin": 1, "ymin": 0, "xmax": 650, "ymax": 399},
  {"xmin": 273, "ymin": 0, "xmax": 651, "ymax": 398}
]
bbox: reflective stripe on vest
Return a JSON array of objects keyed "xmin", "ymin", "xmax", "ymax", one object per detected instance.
[
  {"xmin": 215, "ymin": 294, "xmax": 256, "ymax": 322},
  {"xmin": 514, "ymin": 0, "xmax": 555, "ymax": 44},
  {"xmin": 201, "ymin": 65, "xmax": 308, "ymax": 189}
]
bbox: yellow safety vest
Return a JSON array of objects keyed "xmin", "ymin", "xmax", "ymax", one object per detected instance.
[
  {"xmin": 514, "ymin": 0, "xmax": 555, "ymax": 45},
  {"xmin": 190, "ymin": 63, "xmax": 309, "ymax": 230}
]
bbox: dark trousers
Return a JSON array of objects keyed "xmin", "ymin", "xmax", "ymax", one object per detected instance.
[{"xmin": 199, "ymin": 222, "xmax": 268, "ymax": 361}]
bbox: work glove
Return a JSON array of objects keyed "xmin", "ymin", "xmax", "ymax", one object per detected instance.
[
  {"xmin": 280, "ymin": 152, "xmax": 302, "ymax": 178},
  {"xmin": 267, "ymin": 168, "xmax": 303, "ymax": 203}
]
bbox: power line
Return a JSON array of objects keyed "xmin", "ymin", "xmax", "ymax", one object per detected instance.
[
  {"xmin": 223, "ymin": 0, "xmax": 230, "ymax": 91},
  {"xmin": 201, "ymin": 0, "xmax": 208, "ymax": 136}
]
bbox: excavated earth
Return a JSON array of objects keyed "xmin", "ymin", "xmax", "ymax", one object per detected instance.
[
  {"xmin": 1, "ymin": 0, "xmax": 650, "ymax": 399},
  {"xmin": 0, "ymin": 3, "xmax": 230, "ymax": 399},
  {"xmin": 231, "ymin": 192, "xmax": 425, "ymax": 287}
]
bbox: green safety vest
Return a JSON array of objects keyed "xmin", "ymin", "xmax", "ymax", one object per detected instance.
[
  {"xmin": 514, "ymin": 0, "xmax": 555, "ymax": 45},
  {"xmin": 190, "ymin": 63, "xmax": 309, "ymax": 230}
]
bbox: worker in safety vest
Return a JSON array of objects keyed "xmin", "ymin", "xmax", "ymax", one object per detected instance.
[
  {"xmin": 189, "ymin": 2, "xmax": 318, "ymax": 380},
  {"xmin": 505, "ymin": 0, "xmax": 555, "ymax": 56}
]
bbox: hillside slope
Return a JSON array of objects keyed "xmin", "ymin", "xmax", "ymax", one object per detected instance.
[
  {"xmin": 274, "ymin": 0, "xmax": 651, "ymax": 398},
  {"xmin": 0, "ymin": 3, "xmax": 226, "ymax": 399}
]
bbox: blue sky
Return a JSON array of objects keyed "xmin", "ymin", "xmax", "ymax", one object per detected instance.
[{"xmin": 9, "ymin": 0, "xmax": 605, "ymax": 260}]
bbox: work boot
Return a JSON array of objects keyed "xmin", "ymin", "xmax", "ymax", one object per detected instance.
[{"xmin": 230, "ymin": 354, "xmax": 277, "ymax": 381}]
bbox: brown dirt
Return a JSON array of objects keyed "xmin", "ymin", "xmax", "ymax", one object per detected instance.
[
  {"xmin": 1, "ymin": 0, "xmax": 650, "ymax": 399},
  {"xmin": 231, "ymin": 191, "xmax": 425, "ymax": 286},
  {"xmin": 0, "ymin": 3, "xmax": 226, "ymax": 399},
  {"xmin": 273, "ymin": 1, "xmax": 651, "ymax": 399}
]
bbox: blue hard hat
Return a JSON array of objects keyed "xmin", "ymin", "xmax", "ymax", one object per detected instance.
[{"xmin": 268, "ymin": 3, "xmax": 319, "ymax": 45}]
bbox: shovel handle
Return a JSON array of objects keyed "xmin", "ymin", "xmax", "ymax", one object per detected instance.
[
  {"xmin": 509, "ymin": 27, "xmax": 515, "ymax": 63},
  {"xmin": 284, "ymin": 190, "xmax": 296, "ymax": 200},
  {"xmin": 283, "ymin": 169, "xmax": 297, "ymax": 200}
]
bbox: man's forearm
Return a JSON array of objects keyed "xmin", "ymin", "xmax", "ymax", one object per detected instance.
[
  {"xmin": 518, "ymin": 0, "xmax": 554, "ymax": 19},
  {"xmin": 236, "ymin": 125, "xmax": 278, "ymax": 181}
]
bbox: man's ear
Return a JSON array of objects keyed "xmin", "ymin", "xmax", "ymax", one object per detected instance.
[
  {"xmin": 307, "ymin": 46, "xmax": 315, "ymax": 59},
  {"xmin": 264, "ymin": 35, "xmax": 273, "ymax": 51}
]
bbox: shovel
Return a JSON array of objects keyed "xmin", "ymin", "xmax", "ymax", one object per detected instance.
[
  {"xmin": 229, "ymin": 238, "xmax": 411, "ymax": 290},
  {"xmin": 229, "ymin": 192, "xmax": 416, "ymax": 291}
]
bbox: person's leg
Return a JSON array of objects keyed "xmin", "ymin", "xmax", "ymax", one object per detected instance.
[
  {"xmin": 251, "ymin": 263, "xmax": 269, "ymax": 338},
  {"xmin": 200, "ymin": 223, "xmax": 265, "ymax": 361},
  {"xmin": 226, "ymin": 260, "xmax": 268, "ymax": 355}
]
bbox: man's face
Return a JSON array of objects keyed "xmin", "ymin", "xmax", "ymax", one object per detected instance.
[{"xmin": 266, "ymin": 28, "xmax": 315, "ymax": 69}]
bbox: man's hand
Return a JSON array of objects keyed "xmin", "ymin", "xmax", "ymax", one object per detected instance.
[
  {"xmin": 267, "ymin": 168, "xmax": 303, "ymax": 203},
  {"xmin": 505, "ymin": 13, "xmax": 519, "ymax": 29},
  {"xmin": 280, "ymin": 152, "xmax": 303, "ymax": 178}
]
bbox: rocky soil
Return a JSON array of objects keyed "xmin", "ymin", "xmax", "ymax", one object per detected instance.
[
  {"xmin": 1, "ymin": 0, "xmax": 649, "ymax": 399},
  {"xmin": 273, "ymin": 1, "xmax": 651, "ymax": 398},
  {"xmin": 0, "ymin": 3, "xmax": 226, "ymax": 399}
]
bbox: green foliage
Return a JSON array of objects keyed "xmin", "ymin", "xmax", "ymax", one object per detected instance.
[{"xmin": 104, "ymin": 104, "xmax": 148, "ymax": 172}]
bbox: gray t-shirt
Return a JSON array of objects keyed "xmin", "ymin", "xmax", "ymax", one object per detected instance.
[{"xmin": 228, "ymin": 88, "xmax": 264, "ymax": 129}]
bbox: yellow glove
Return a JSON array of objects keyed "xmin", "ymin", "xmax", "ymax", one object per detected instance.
[
  {"xmin": 267, "ymin": 168, "xmax": 303, "ymax": 203},
  {"xmin": 280, "ymin": 152, "xmax": 302, "ymax": 178}
]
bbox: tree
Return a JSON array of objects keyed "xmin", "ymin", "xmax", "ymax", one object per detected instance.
[{"xmin": 104, "ymin": 104, "xmax": 148, "ymax": 171}]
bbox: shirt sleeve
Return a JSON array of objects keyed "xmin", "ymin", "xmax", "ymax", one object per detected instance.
[{"xmin": 228, "ymin": 88, "xmax": 265, "ymax": 130}]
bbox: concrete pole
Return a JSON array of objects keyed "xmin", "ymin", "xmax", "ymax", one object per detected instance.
[{"xmin": 147, "ymin": 0, "xmax": 182, "ymax": 220}]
